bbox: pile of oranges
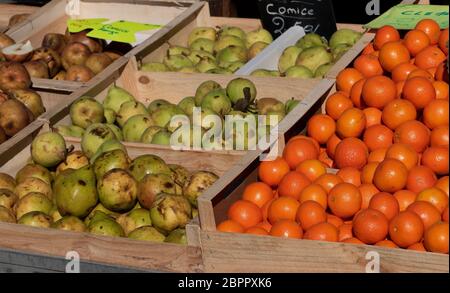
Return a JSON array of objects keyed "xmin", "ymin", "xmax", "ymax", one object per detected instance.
[{"xmin": 217, "ymin": 19, "xmax": 449, "ymax": 254}]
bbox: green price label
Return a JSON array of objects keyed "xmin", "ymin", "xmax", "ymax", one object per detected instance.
[
  {"xmin": 365, "ymin": 4, "xmax": 449, "ymax": 29},
  {"xmin": 67, "ymin": 19, "xmax": 162, "ymax": 43}
]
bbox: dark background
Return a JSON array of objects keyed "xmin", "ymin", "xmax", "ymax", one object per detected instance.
[{"xmin": 2, "ymin": 0, "xmax": 449, "ymax": 24}]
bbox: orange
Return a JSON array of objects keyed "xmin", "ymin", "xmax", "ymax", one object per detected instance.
[
  {"xmin": 228, "ymin": 200, "xmax": 263, "ymax": 229},
  {"xmin": 363, "ymin": 125, "xmax": 394, "ymax": 152},
  {"xmin": 427, "ymin": 66, "xmax": 438, "ymax": 78},
  {"xmin": 363, "ymin": 107, "xmax": 382, "ymax": 128},
  {"xmin": 408, "ymin": 68, "xmax": 434, "ymax": 81},
  {"xmin": 242, "ymin": 182, "xmax": 273, "ymax": 208},
  {"xmin": 304, "ymin": 222, "xmax": 339, "ymax": 242},
  {"xmin": 318, "ymin": 151, "xmax": 334, "ymax": 168},
  {"xmin": 334, "ymin": 138, "xmax": 369, "ymax": 170},
  {"xmin": 255, "ymin": 220, "xmax": 272, "ymax": 232},
  {"xmin": 421, "ymin": 146, "xmax": 449, "ymax": 176},
  {"xmin": 424, "ymin": 221, "xmax": 449, "ymax": 254},
  {"xmin": 385, "ymin": 143, "xmax": 418, "ymax": 171},
  {"xmin": 394, "ymin": 120, "xmax": 431, "ymax": 153},
  {"xmin": 337, "ymin": 167, "xmax": 362, "ymax": 186},
  {"xmin": 361, "ymin": 162, "xmax": 379, "ymax": 184},
  {"xmin": 362, "ymin": 42, "xmax": 375, "ymax": 55},
  {"xmin": 325, "ymin": 91, "xmax": 354, "ymax": 120},
  {"xmin": 217, "ymin": 219, "xmax": 245, "ymax": 233},
  {"xmin": 407, "ymin": 201, "xmax": 442, "ymax": 230},
  {"xmin": 258, "ymin": 157, "xmax": 290, "ymax": 187},
  {"xmin": 435, "ymin": 62, "xmax": 447, "ymax": 81},
  {"xmin": 374, "ymin": 25, "xmax": 400, "ymax": 50},
  {"xmin": 307, "ymin": 114, "xmax": 336, "ymax": 144},
  {"xmin": 375, "ymin": 240, "xmax": 399, "ymax": 248},
  {"xmin": 326, "ymin": 213, "xmax": 344, "ymax": 228},
  {"xmin": 438, "ymin": 28, "xmax": 449, "ymax": 55},
  {"xmin": 296, "ymin": 159, "xmax": 327, "ymax": 182},
  {"xmin": 338, "ymin": 223, "xmax": 353, "ymax": 242},
  {"xmin": 415, "ymin": 46, "xmax": 447, "ymax": 70},
  {"xmin": 245, "ymin": 226, "xmax": 269, "ymax": 236},
  {"xmin": 369, "ymin": 192, "xmax": 400, "ymax": 221},
  {"xmin": 269, "ymin": 219, "xmax": 303, "ymax": 239},
  {"xmin": 342, "ymin": 237, "xmax": 364, "ymax": 244},
  {"xmin": 391, "ymin": 62, "xmax": 418, "ymax": 82},
  {"xmin": 314, "ymin": 173, "xmax": 343, "ymax": 193},
  {"xmin": 298, "ymin": 183, "xmax": 328, "ymax": 209},
  {"xmin": 423, "ymin": 99, "xmax": 449, "ymax": 129},
  {"xmin": 326, "ymin": 134, "xmax": 342, "ymax": 159},
  {"xmin": 396, "ymin": 81, "xmax": 405, "ymax": 98},
  {"xmin": 433, "ymin": 81, "xmax": 449, "ymax": 100},
  {"xmin": 389, "ymin": 211, "xmax": 424, "ymax": 248},
  {"xmin": 443, "ymin": 207, "xmax": 449, "ymax": 223},
  {"xmin": 289, "ymin": 135, "xmax": 321, "ymax": 153},
  {"xmin": 403, "ymin": 29, "xmax": 431, "ymax": 56},
  {"xmin": 353, "ymin": 54, "xmax": 383, "ymax": 77},
  {"xmin": 431, "ymin": 125, "xmax": 449, "ymax": 147},
  {"xmin": 406, "ymin": 166, "xmax": 437, "ymax": 193},
  {"xmin": 349, "ymin": 78, "xmax": 366, "ymax": 109},
  {"xmin": 435, "ymin": 176, "xmax": 449, "ymax": 196},
  {"xmin": 415, "ymin": 19, "xmax": 441, "ymax": 45},
  {"xmin": 267, "ymin": 196, "xmax": 300, "ymax": 224},
  {"xmin": 381, "ymin": 99, "xmax": 417, "ymax": 130},
  {"xmin": 368, "ymin": 148, "xmax": 388, "ymax": 163},
  {"xmin": 408, "ymin": 242, "xmax": 427, "ymax": 252},
  {"xmin": 402, "ymin": 77, "xmax": 436, "ymax": 109},
  {"xmin": 359, "ymin": 184, "xmax": 380, "ymax": 210},
  {"xmin": 394, "ymin": 190, "xmax": 417, "ymax": 212},
  {"xmin": 262, "ymin": 198, "xmax": 275, "ymax": 222},
  {"xmin": 328, "ymin": 183, "xmax": 362, "ymax": 219},
  {"xmin": 353, "ymin": 208, "xmax": 389, "ymax": 244},
  {"xmin": 379, "ymin": 41, "xmax": 410, "ymax": 72},
  {"xmin": 278, "ymin": 171, "xmax": 311, "ymax": 200},
  {"xmin": 296, "ymin": 200, "xmax": 327, "ymax": 230},
  {"xmin": 283, "ymin": 139, "xmax": 319, "ymax": 170},
  {"xmin": 373, "ymin": 158, "xmax": 408, "ymax": 193},
  {"xmin": 336, "ymin": 68, "xmax": 364, "ymax": 93},
  {"xmin": 336, "ymin": 108, "xmax": 367, "ymax": 139},
  {"xmin": 361, "ymin": 75, "xmax": 397, "ymax": 109},
  {"xmin": 416, "ymin": 187, "xmax": 449, "ymax": 213}
]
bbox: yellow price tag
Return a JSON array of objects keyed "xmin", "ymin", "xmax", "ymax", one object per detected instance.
[
  {"xmin": 87, "ymin": 21, "xmax": 162, "ymax": 43},
  {"xmin": 67, "ymin": 18, "xmax": 108, "ymax": 33}
]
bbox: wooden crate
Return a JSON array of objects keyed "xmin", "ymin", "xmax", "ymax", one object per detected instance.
[
  {"xmin": 0, "ymin": 121, "xmax": 243, "ymax": 272},
  {"xmin": 4, "ymin": 0, "xmax": 204, "ymax": 92},
  {"xmin": 40, "ymin": 52, "xmax": 335, "ymax": 155}
]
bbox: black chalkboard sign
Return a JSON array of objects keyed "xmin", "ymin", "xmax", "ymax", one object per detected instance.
[{"xmin": 257, "ymin": 0, "xmax": 338, "ymax": 39}]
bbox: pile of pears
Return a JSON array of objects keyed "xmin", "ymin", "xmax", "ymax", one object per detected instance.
[
  {"xmin": 140, "ymin": 26, "xmax": 273, "ymax": 74},
  {"xmin": 0, "ymin": 131, "xmax": 219, "ymax": 243},
  {"xmin": 58, "ymin": 78, "xmax": 299, "ymax": 150},
  {"xmin": 251, "ymin": 29, "xmax": 362, "ymax": 78}
]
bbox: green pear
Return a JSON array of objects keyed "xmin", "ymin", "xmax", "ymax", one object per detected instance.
[
  {"xmin": 177, "ymin": 66, "xmax": 199, "ymax": 73},
  {"xmin": 151, "ymin": 130, "xmax": 172, "ymax": 145},
  {"xmin": 0, "ymin": 189, "xmax": 18, "ymax": 210},
  {"xmin": 123, "ymin": 115, "xmax": 154, "ymax": 142},
  {"xmin": 98, "ymin": 169, "xmax": 137, "ymax": 213},
  {"xmin": 188, "ymin": 27, "xmax": 217, "ymax": 46},
  {"xmin": 183, "ymin": 171, "xmax": 219, "ymax": 207},
  {"xmin": 54, "ymin": 166, "xmax": 98, "ymax": 218},
  {"xmin": 178, "ymin": 96, "xmax": 196, "ymax": 117},
  {"xmin": 18, "ymin": 211, "xmax": 52, "ymax": 228},
  {"xmin": 148, "ymin": 99, "xmax": 172, "ymax": 113},
  {"xmin": 93, "ymin": 149, "xmax": 130, "ymax": 180},
  {"xmin": 296, "ymin": 46, "xmax": 333, "ymax": 73},
  {"xmin": 0, "ymin": 206, "xmax": 16, "ymax": 223},
  {"xmin": 195, "ymin": 57, "xmax": 218, "ymax": 73},
  {"xmin": 165, "ymin": 228, "xmax": 187, "ymax": 244},
  {"xmin": 116, "ymin": 208, "xmax": 152, "ymax": 236},
  {"xmin": 0, "ymin": 173, "xmax": 16, "ymax": 193},
  {"xmin": 31, "ymin": 132, "xmax": 67, "ymax": 168},
  {"xmin": 14, "ymin": 192, "xmax": 53, "ymax": 219},
  {"xmin": 214, "ymin": 35, "xmax": 246, "ymax": 53},
  {"xmin": 104, "ymin": 108, "xmax": 116, "ymax": 124},
  {"xmin": 167, "ymin": 45, "xmax": 190, "ymax": 56},
  {"xmin": 194, "ymin": 80, "xmax": 222, "ymax": 106},
  {"xmin": 285, "ymin": 65, "xmax": 314, "ymax": 78},
  {"xmin": 150, "ymin": 194, "xmax": 192, "ymax": 233},
  {"xmin": 116, "ymin": 101, "xmax": 148, "ymax": 127},
  {"xmin": 138, "ymin": 173, "xmax": 176, "ymax": 209},
  {"xmin": 216, "ymin": 46, "xmax": 248, "ymax": 67},
  {"xmin": 168, "ymin": 164, "xmax": 190, "ymax": 192},
  {"xmin": 248, "ymin": 41, "xmax": 269, "ymax": 59},
  {"xmin": 140, "ymin": 126, "xmax": 164, "ymax": 143},
  {"xmin": 150, "ymin": 104, "xmax": 185, "ymax": 130},
  {"xmin": 206, "ymin": 68, "xmax": 233, "ymax": 75},
  {"xmin": 16, "ymin": 164, "xmax": 52, "ymax": 185},
  {"xmin": 141, "ymin": 62, "xmax": 169, "ymax": 72},
  {"xmin": 52, "ymin": 216, "xmax": 87, "ymax": 232},
  {"xmin": 187, "ymin": 50, "xmax": 215, "ymax": 65},
  {"xmin": 257, "ymin": 97, "xmax": 286, "ymax": 115},
  {"xmin": 84, "ymin": 204, "xmax": 119, "ymax": 226},
  {"xmin": 219, "ymin": 26, "xmax": 246, "ymax": 40},
  {"xmin": 106, "ymin": 124, "xmax": 123, "ymax": 141},
  {"xmin": 15, "ymin": 177, "xmax": 52, "ymax": 199},
  {"xmin": 56, "ymin": 151, "xmax": 89, "ymax": 175},
  {"xmin": 129, "ymin": 154, "xmax": 171, "ymax": 181},
  {"xmin": 90, "ymin": 139, "xmax": 127, "ymax": 164},
  {"xmin": 49, "ymin": 205, "xmax": 62, "ymax": 222},
  {"xmin": 329, "ymin": 29, "xmax": 362, "ymax": 49},
  {"xmin": 315, "ymin": 63, "xmax": 333, "ymax": 78},
  {"xmin": 163, "ymin": 54, "xmax": 193, "ymax": 71},
  {"xmin": 296, "ymin": 33, "xmax": 328, "ymax": 50},
  {"xmin": 88, "ymin": 217, "xmax": 125, "ymax": 237},
  {"xmin": 103, "ymin": 85, "xmax": 135, "ymax": 113},
  {"xmin": 201, "ymin": 89, "xmax": 232, "ymax": 116},
  {"xmin": 285, "ymin": 98, "xmax": 300, "ymax": 113},
  {"xmin": 81, "ymin": 123, "xmax": 117, "ymax": 159},
  {"xmin": 278, "ymin": 46, "xmax": 303, "ymax": 74},
  {"xmin": 251, "ymin": 69, "xmax": 280, "ymax": 77},
  {"xmin": 225, "ymin": 61, "xmax": 245, "ymax": 73},
  {"xmin": 226, "ymin": 78, "xmax": 257, "ymax": 105},
  {"xmin": 189, "ymin": 38, "xmax": 214, "ymax": 54},
  {"xmin": 128, "ymin": 226, "xmax": 165, "ymax": 242},
  {"xmin": 246, "ymin": 28, "xmax": 273, "ymax": 48},
  {"xmin": 332, "ymin": 43, "xmax": 352, "ymax": 61},
  {"xmin": 55, "ymin": 125, "xmax": 85, "ymax": 138},
  {"xmin": 70, "ymin": 97, "xmax": 104, "ymax": 129}
]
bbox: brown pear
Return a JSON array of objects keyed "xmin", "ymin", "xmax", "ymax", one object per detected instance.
[
  {"xmin": 0, "ymin": 99, "xmax": 30, "ymax": 136},
  {"xmin": 69, "ymin": 30, "xmax": 103, "ymax": 53},
  {"xmin": 8, "ymin": 89, "xmax": 45, "ymax": 118},
  {"xmin": 23, "ymin": 60, "xmax": 49, "ymax": 79},
  {"xmin": 0, "ymin": 62, "xmax": 31, "ymax": 92},
  {"xmin": 85, "ymin": 53, "xmax": 113, "ymax": 74},
  {"xmin": 31, "ymin": 47, "xmax": 62, "ymax": 77},
  {"xmin": 42, "ymin": 33, "xmax": 67, "ymax": 54},
  {"xmin": 61, "ymin": 42, "xmax": 91, "ymax": 70},
  {"xmin": 65, "ymin": 65, "xmax": 94, "ymax": 82}
]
